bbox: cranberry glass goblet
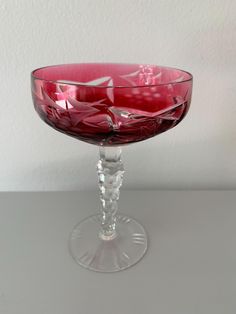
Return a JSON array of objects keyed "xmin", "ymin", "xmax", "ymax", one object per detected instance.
[{"xmin": 31, "ymin": 63, "xmax": 193, "ymax": 272}]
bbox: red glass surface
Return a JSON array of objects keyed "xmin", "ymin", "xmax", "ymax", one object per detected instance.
[{"xmin": 31, "ymin": 63, "xmax": 192, "ymax": 146}]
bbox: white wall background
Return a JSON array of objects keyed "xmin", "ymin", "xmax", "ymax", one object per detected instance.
[{"xmin": 0, "ymin": 0, "xmax": 235, "ymax": 191}]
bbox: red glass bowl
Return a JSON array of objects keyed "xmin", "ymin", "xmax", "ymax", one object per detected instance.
[{"xmin": 31, "ymin": 63, "xmax": 193, "ymax": 146}]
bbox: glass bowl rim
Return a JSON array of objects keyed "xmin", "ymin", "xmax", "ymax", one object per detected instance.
[{"xmin": 31, "ymin": 62, "xmax": 193, "ymax": 89}]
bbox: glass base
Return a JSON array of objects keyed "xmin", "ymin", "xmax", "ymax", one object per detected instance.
[{"xmin": 69, "ymin": 214, "xmax": 148, "ymax": 272}]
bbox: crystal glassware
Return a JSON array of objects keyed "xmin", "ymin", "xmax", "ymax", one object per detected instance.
[{"xmin": 31, "ymin": 63, "xmax": 193, "ymax": 272}]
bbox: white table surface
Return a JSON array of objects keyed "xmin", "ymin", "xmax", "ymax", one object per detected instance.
[{"xmin": 0, "ymin": 191, "xmax": 236, "ymax": 314}]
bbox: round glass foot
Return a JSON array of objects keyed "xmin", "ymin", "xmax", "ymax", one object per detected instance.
[{"xmin": 69, "ymin": 214, "xmax": 148, "ymax": 272}]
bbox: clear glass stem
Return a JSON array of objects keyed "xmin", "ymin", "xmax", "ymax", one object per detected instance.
[
  {"xmin": 97, "ymin": 146, "xmax": 124, "ymax": 240},
  {"xmin": 69, "ymin": 145, "xmax": 147, "ymax": 271}
]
